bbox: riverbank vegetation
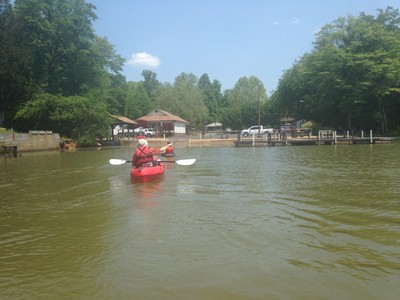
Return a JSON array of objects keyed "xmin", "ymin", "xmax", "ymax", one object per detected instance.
[{"xmin": 1, "ymin": 1, "xmax": 400, "ymax": 144}]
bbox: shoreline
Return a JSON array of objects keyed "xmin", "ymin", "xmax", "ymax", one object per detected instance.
[
  {"xmin": 121, "ymin": 134, "xmax": 397, "ymax": 148},
  {"xmin": 119, "ymin": 137, "xmax": 237, "ymax": 148},
  {"xmin": 2, "ymin": 134, "xmax": 397, "ymax": 157}
]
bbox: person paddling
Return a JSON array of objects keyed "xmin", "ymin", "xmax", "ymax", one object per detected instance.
[
  {"xmin": 162, "ymin": 140, "xmax": 175, "ymax": 157},
  {"xmin": 132, "ymin": 139, "xmax": 172, "ymax": 168}
]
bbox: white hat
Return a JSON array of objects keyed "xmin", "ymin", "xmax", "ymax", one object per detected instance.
[{"xmin": 137, "ymin": 139, "xmax": 147, "ymax": 146}]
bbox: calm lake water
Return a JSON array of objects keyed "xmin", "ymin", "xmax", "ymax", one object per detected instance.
[{"xmin": 1, "ymin": 143, "xmax": 399, "ymax": 299}]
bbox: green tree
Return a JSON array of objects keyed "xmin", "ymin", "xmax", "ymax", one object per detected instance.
[
  {"xmin": 1, "ymin": 0, "xmax": 125, "ymax": 131},
  {"xmin": 222, "ymin": 76, "xmax": 267, "ymax": 129},
  {"xmin": 272, "ymin": 7, "xmax": 400, "ymax": 134},
  {"xmin": 125, "ymin": 81, "xmax": 151, "ymax": 119},
  {"xmin": 198, "ymin": 73, "xmax": 223, "ymax": 123},
  {"xmin": 141, "ymin": 70, "xmax": 161, "ymax": 98},
  {"xmin": 0, "ymin": 0, "xmax": 39, "ymax": 126},
  {"xmin": 15, "ymin": 93, "xmax": 109, "ymax": 144},
  {"xmin": 154, "ymin": 73, "xmax": 209, "ymax": 129},
  {"xmin": 12, "ymin": 0, "xmax": 99, "ymax": 95}
]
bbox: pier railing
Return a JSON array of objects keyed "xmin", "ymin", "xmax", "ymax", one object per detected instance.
[{"xmin": 235, "ymin": 130, "xmax": 394, "ymax": 147}]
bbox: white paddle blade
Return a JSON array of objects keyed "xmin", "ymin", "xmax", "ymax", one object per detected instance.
[
  {"xmin": 109, "ymin": 159, "xmax": 127, "ymax": 165},
  {"xmin": 175, "ymin": 159, "xmax": 196, "ymax": 166}
]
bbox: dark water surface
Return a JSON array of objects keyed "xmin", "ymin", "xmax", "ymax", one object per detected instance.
[{"xmin": 1, "ymin": 143, "xmax": 399, "ymax": 299}]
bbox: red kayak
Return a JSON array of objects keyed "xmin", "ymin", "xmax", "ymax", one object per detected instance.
[{"xmin": 130, "ymin": 162, "xmax": 165, "ymax": 182}]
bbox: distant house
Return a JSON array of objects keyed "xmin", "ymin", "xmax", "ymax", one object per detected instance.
[
  {"xmin": 134, "ymin": 109, "xmax": 189, "ymax": 136},
  {"xmin": 205, "ymin": 122, "xmax": 222, "ymax": 131}
]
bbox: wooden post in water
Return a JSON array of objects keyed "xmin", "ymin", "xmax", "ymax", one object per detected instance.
[
  {"xmin": 252, "ymin": 134, "xmax": 255, "ymax": 147},
  {"xmin": 334, "ymin": 131, "xmax": 337, "ymax": 144},
  {"xmin": 12, "ymin": 145, "xmax": 18, "ymax": 157},
  {"xmin": 370, "ymin": 130, "xmax": 373, "ymax": 144}
]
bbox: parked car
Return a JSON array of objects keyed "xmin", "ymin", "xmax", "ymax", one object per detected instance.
[
  {"xmin": 241, "ymin": 125, "xmax": 275, "ymax": 137},
  {"xmin": 135, "ymin": 127, "xmax": 156, "ymax": 137}
]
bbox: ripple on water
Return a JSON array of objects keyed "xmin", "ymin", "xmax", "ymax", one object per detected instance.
[{"xmin": 0, "ymin": 145, "xmax": 399, "ymax": 299}]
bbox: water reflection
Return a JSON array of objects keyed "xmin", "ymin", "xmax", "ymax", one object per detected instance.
[{"xmin": 132, "ymin": 178, "xmax": 164, "ymax": 201}]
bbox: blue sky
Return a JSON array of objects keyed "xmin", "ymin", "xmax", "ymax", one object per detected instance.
[{"xmin": 90, "ymin": 0, "xmax": 399, "ymax": 95}]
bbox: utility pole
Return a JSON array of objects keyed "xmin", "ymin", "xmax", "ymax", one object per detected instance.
[{"xmin": 258, "ymin": 83, "xmax": 262, "ymax": 135}]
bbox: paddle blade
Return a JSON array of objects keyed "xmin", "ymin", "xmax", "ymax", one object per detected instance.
[
  {"xmin": 175, "ymin": 159, "xmax": 196, "ymax": 166},
  {"xmin": 109, "ymin": 159, "xmax": 127, "ymax": 165}
]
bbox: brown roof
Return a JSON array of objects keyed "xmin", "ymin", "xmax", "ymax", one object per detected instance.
[
  {"xmin": 110, "ymin": 114, "xmax": 138, "ymax": 125},
  {"xmin": 135, "ymin": 109, "xmax": 189, "ymax": 123},
  {"xmin": 280, "ymin": 116, "xmax": 295, "ymax": 122}
]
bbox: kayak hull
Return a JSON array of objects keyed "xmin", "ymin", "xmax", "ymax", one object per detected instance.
[{"xmin": 130, "ymin": 162, "xmax": 165, "ymax": 182}]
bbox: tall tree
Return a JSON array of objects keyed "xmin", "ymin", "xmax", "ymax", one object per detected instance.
[
  {"xmin": 222, "ymin": 76, "xmax": 266, "ymax": 129},
  {"xmin": 141, "ymin": 70, "xmax": 161, "ymax": 98},
  {"xmin": 125, "ymin": 81, "xmax": 151, "ymax": 119},
  {"xmin": 198, "ymin": 73, "xmax": 223, "ymax": 123},
  {"xmin": 0, "ymin": 0, "xmax": 38, "ymax": 126},
  {"xmin": 272, "ymin": 7, "xmax": 400, "ymax": 134},
  {"xmin": 1, "ymin": 0, "xmax": 126, "ymax": 136},
  {"xmin": 154, "ymin": 73, "xmax": 209, "ymax": 129},
  {"xmin": 12, "ymin": 0, "xmax": 99, "ymax": 95}
]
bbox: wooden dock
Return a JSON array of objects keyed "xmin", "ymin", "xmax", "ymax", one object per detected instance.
[
  {"xmin": 235, "ymin": 132, "xmax": 394, "ymax": 147},
  {"xmin": 0, "ymin": 142, "xmax": 18, "ymax": 157}
]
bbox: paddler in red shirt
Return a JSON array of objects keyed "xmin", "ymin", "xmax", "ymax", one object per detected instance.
[
  {"xmin": 132, "ymin": 139, "xmax": 172, "ymax": 168},
  {"xmin": 164, "ymin": 140, "xmax": 175, "ymax": 156}
]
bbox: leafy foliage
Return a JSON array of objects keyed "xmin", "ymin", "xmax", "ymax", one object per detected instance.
[
  {"xmin": 222, "ymin": 76, "xmax": 267, "ymax": 129},
  {"xmin": 272, "ymin": 7, "xmax": 400, "ymax": 134},
  {"xmin": 15, "ymin": 93, "xmax": 109, "ymax": 144},
  {"xmin": 125, "ymin": 81, "xmax": 151, "ymax": 119},
  {"xmin": 198, "ymin": 74, "xmax": 224, "ymax": 123},
  {"xmin": 1, "ymin": 2, "xmax": 400, "ymax": 141},
  {"xmin": 1, "ymin": 0, "xmax": 124, "ymax": 142},
  {"xmin": 154, "ymin": 73, "xmax": 209, "ymax": 129}
]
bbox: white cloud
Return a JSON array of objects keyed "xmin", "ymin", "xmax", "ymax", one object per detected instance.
[
  {"xmin": 272, "ymin": 18, "xmax": 301, "ymax": 26},
  {"xmin": 127, "ymin": 52, "xmax": 161, "ymax": 68},
  {"xmin": 291, "ymin": 17, "xmax": 301, "ymax": 25}
]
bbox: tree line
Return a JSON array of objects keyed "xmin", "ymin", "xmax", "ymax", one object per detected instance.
[
  {"xmin": 1, "ymin": 0, "xmax": 399, "ymax": 144},
  {"xmin": 271, "ymin": 6, "xmax": 400, "ymax": 135}
]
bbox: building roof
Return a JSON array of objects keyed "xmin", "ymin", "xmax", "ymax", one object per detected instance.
[
  {"xmin": 206, "ymin": 122, "xmax": 222, "ymax": 127},
  {"xmin": 110, "ymin": 114, "xmax": 138, "ymax": 125},
  {"xmin": 280, "ymin": 116, "xmax": 295, "ymax": 122},
  {"xmin": 135, "ymin": 109, "xmax": 189, "ymax": 123}
]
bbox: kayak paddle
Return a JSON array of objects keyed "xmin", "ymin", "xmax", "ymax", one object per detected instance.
[{"xmin": 109, "ymin": 158, "xmax": 196, "ymax": 166}]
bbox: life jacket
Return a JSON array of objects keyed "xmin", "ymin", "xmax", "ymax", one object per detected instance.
[
  {"xmin": 133, "ymin": 146, "xmax": 153, "ymax": 167},
  {"xmin": 165, "ymin": 145, "xmax": 174, "ymax": 154}
]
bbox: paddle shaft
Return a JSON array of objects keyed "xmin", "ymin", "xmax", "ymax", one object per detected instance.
[
  {"xmin": 109, "ymin": 158, "xmax": 195, "ymax": 165},
  {"xmin": 119, "ymin": 160, "xmax": 180, "ymax": 164}
]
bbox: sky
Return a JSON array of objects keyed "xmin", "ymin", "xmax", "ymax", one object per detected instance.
[{"xmin": 90, "ymin": 0, "xmax": 399, "ymax": 95}]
